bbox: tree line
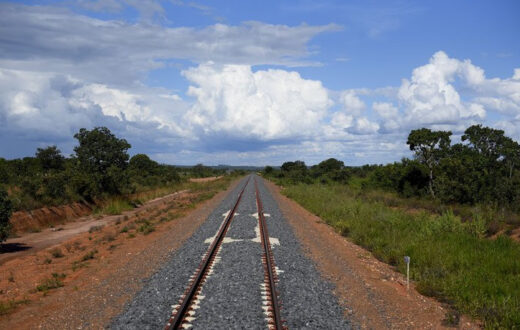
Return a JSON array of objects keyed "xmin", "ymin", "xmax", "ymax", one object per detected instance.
[
  {"xmin": 265, "ymin": 124, "xmax": 520, "ymax": 211},
  {"xmin": 0, "ymin": 127, "xmax": 228, "ymax": 242}
]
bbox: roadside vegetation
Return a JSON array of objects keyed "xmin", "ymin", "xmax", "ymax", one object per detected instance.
[
  {"xmin": 264, "ymin": 124, "xmax": 520, "ymax": 328},
  {"xmin": 0, "ymin": 126, "xmax": 229, "ymax": 241},
  {"xmin": 0, "ymin": 173, "xmax": 237, "ymax": 316}
]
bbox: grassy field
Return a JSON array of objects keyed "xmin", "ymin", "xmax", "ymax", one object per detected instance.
[{"xmin": 282, "ymin": 183, "xmax": 520, "ymax": 328}]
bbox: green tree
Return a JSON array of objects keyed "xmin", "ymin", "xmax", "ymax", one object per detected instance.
[
  {"xmin": 129, "ymin": 154, "xmax": 159, "ymax": 176},
  {"xmin": 36, "ymin": 145, "xmax": 64, "ymax": 172},
  {"xmin": 73, "ymin": 127, "xmax": 131, "ymax": 197},
  {"xmin": 281, "ymin": 160, "xmax": 309, "ymax": 183},
  {"xmin": 0, "ymin": 158, "xmax": 8, "ymax": 184},
  {"xmin": 503, "ymin": 139, "xmax": 520, "ymax": 180},
  {"xmin": 263, "ymin": 166, "xmax": 274, "ymax": 175},
  {"xmin": 407, "ymin": 128, "xmax": 452, "ymax": 198},
  {"xmin": 192, "ymin": 164, "xmax": 212, "ymax": 178},
  {"xmin": 0, "ymin": 187, "xmax": 12, "ymax": 243}
]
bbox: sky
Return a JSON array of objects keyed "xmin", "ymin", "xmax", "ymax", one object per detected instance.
[{"xmin": 0, "ymin": 0, "xmax": 519, "ymax": 166}]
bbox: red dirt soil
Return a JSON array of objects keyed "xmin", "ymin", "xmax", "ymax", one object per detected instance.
[
  {"xmin": 0, "ymin": 179, "xmax": 240, "ymax": 329},
  {"xmin": 188, "ymin": 176, "xmax": 222, "ymax": 183},
  {"xmin": 10, "ymin": 203, "xmax": 93, "ymax": 233}
]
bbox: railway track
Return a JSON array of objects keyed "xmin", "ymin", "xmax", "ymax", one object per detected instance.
[{"xmin": 165, "ymin": 177, "xmax": 285, "ymax": 329}]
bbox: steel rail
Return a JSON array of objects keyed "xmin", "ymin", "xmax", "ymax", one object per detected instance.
[
  {"xmin": 254, "ymin": 178, "xmax": 283, "ymax": 330},
  {"xmin": 165, "ymin": 177, "xmax": 250, "ymax": 330}
]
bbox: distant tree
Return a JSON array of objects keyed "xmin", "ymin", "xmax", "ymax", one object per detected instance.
[
  {"xmin": 191, "ymin": 163, "xmax": 215, "ymax": 178},
  {"xmin": 317, "ymin": 158, "xmax": 344, "ymax": 172},
  {"xmin": 0, "ymin": 158, "xmax": 8, "ymax": 184},
  {"xmin": 263, "ymin": 166, "xmax": 274, "ymax": 175},
  {"xmin": 0, "ymin": 187, "xmax": 12, "ymax": 243},
  {"xmin": 310, "ymin": 158, "xmax": 348, "ymax": 182},
  {"xmin": 281, "ymin": 160, "xmax": 309, "ymax": 183},
  {"xmin": 281, "ymin": 161, "xmax": 307, "ymax": 173},
  {"xmin": 407, "ymin": 128, "xmax": 452, "ymax": 198},
  {"xmin": 129, "ymin": 154, "xmax": 158, "ymax": 176},
  {"xmin": 36, "ymin": 145, "xmax": 64, "ymax": 171},
  {"xmin": 73, "ymin": 127, "xmax": 131, "ymax": 197}
]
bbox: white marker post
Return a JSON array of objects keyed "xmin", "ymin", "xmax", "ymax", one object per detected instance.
[{"xmin": 404, "ymin": 256, "xmax": 410, "ymax": 290}]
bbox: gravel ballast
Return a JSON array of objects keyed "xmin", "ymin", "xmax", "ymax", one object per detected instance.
[{"xmin": 111, "ymin": 175, "xmax": 351, "ymax": 329}]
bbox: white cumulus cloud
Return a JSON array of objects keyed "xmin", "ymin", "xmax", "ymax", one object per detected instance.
[
  {"xmin": 397, "ymin": 51, "xmax": 487, "ymax": 127},
  {"xmin": 182, "ymin": 63, "xmax": 332, "ymax": 141}
]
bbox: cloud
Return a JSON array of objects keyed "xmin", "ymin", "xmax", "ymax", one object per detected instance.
[
  {"xmin": 0, "ymin": 3, "xmax": 339, "ymax": 87},
  {"xmin": 182, "ymin": 63, "xmax": 332, "ymax": 145},
  {"xmin": 397, "ymin": 51, "xmax": 486, "ymax": 127},
  {"xmin": 0, "ymin": 68, "xmax": 189, "ymax": 157},
  {"xmin": 339, "ymin": 90, "xmax": 366, "ymax": 115},
  {"xmin": 348, "ymin": 117, "xmax": 380, "ymax": 135},
  {"xmin": 373, "ymin": 102, "xmax": 398, "ymax": 118},
  {"xmin": 0, "ymin": 1, "xmax": 518, "ymax": 168}
]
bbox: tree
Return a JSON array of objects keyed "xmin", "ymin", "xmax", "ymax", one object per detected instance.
[
  {"xmin": 281, "ymin": 160, "xmax": 309, "ymax": 183},
  {"xmin": 36, "ymin": 146, "xmax": 64, "ymax": 171},
  {"xmin": 462, "ymin": 125, "xmax": 508, "ymax": 161},
  {"xmin": 503, "ymin": 139, "xmax": 520, "ymax": 180},
  {"xmin": 0, "ymin": 158, "xmax": 8, "ymax": 184},
  {"xmin": 407, "ymin": 128, "xmax": 452, "ymax": 198},
  {"xmin": 263, "ymin": 166, "xmax": 274, "ymax": 175},
  {"xmin": 192, "ymin": 164, "xmax": 212, "ymax": 178},
  {"xmin": 0, "ymin": 187, "xmax": 12, "ymax": 243},
  {"xmin": 73, "ymin": 127, "xmax": 131, "ymax": 197},
  {"xmin": 129, "ymin": 154, "xmax": 158, "ymax": 176}
]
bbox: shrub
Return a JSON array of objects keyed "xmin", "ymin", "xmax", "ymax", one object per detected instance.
[
  {"xmin": 81, "ymin": 250, "xmax": 98, "ymax": 261},
  {"xmin": 50, "ymin": 248, "xmax": 64, "ymax": 258},
  {"xmin": 0, "ymin": 188, "xmax": 12, "ymax": 243},
  {"xmin": 36, "ymin": 273, "xmax": 65, "ymax": 292}
]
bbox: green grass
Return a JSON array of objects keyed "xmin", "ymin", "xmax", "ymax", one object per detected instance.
[
  {"xmin": 283, "ymin": 183, "xmax": 520, "ymax": 328},
  {"xmin": 0, "ymin": 299, "xmax": 30, "ymax": 315},
  {"xmin": 95, "ymin": 198, "xmax": 134, "ymax": 215},
  {"xmin": 36, "ymin": 273, "xmax": 66, "ymax": 292}
]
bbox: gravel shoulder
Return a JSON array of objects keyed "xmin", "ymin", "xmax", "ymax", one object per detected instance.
[
  {"xmin": 112, "ymin": 175, "xmax": 351, "ymax": 329},
  {"xmin": 264, "ymin": 179, "xmax": 480, "ymax": 329}
]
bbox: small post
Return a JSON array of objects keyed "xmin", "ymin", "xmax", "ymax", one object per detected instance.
[{"xmin": 404, "ymin": 256, "xmax": 410, "ymax": 290}]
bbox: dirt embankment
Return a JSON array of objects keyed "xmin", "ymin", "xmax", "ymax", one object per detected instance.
[
  {"xmin": 189, "ymin": 176, "xmax": 222, "ymax": 183},
  {"xmin": 10, "ymin": 203, "xmax": 93, "ymax": 234}
]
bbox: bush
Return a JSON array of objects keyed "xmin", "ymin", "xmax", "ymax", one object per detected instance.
[
  {"xmin": 36, "ymin": 273, "xmax": 65, "ymax": 292},
  {"xmin": 0, "ymin": 188, "xmax": 12, "ymax": 243}
]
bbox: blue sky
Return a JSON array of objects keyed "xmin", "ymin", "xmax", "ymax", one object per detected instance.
[{"xmin": 0, "ymin": 0, "xmax": 519, "ymax": 166}]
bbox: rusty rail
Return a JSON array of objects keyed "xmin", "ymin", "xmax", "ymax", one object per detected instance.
[{"xmin": 255, "ymin": 178, "xmax": 284, "ymax": 330}]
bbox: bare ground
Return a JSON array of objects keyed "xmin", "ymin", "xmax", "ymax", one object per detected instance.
[
  {"xmin": 188, "ymin": 176, "xmax": 222, "ymax": 183},
  {"xmin": 0, "ymin": 179, "xmax": 240, "ymax": 329},
  {"xmin": 0, "ymin": 190, "xmax": 188, "ymax": 265},
  {"xmin": 264, "ymin": 180, "xmax": 481, "ymax": 329}
]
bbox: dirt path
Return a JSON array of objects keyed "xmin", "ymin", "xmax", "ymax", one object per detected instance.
[
  {"xmin": 264, "ymin": 180, "xmax": 480, "ymax": 329},
  {"xmin": 0, "ymin": 179, "xmax": 240, "ymax": 329},
  {"xmin": 188, "ymin": 176, "xmax": 222, "ymax": 182},
  {"xmin": 0, "ymin": 190, "xmax": 188, "ymax": 265}
]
